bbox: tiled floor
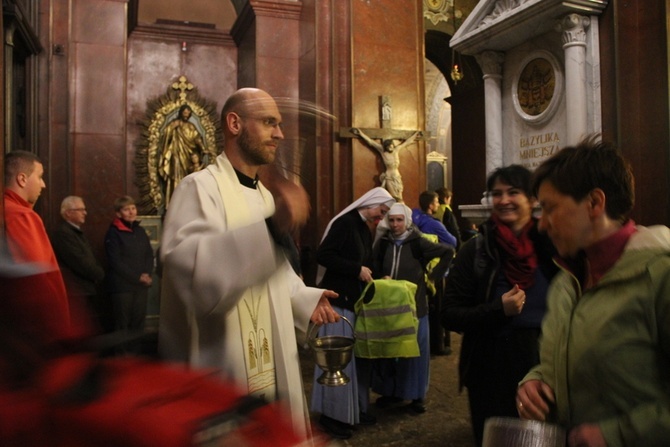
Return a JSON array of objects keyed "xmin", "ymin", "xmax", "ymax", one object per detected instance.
[{"xmin": 301, "ymin": 333, "xmax": 476, "ymax": 447}]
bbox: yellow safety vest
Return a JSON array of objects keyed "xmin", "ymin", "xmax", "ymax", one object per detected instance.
[{"xmin": 354, "ymin": 279, "xmax": 419, "ymax": 358}]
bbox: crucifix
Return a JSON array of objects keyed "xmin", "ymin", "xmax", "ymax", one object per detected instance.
[{"xmin": 340, "ymin": 96, "xmax": 427, "ymax": 201}]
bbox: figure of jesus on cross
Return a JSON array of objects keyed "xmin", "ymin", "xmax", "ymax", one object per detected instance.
[
  {"xmin": 350, "ymin": 127, "xmax": 422, "ymax": 201},
  {"xmin": 342, "ymin": 96, "xmax": 426, "ymax": 201}
]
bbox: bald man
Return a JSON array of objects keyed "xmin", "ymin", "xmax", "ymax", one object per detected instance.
[{"xmin": 159, "ymin": 88, "xmax": 339, "ymax": 441}]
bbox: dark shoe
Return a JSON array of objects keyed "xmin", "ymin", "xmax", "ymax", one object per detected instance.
[
  {"xmin": 431, "ymin": 345, "xmax": 453, "ymax": 356},
  {"xmin": 409, "ymin": 399, "xmax": 426, "ymax": 414},
  {"xmin": 318, "ymin": 415, "xmax": 352, "ymax": 439},
  {"xmin": 375, "ymin": 395, "xmax": 404, "ymax": 408},
  {"xmin": 358, "ymin": 411, "xmax": 377, "ymax": 425}
]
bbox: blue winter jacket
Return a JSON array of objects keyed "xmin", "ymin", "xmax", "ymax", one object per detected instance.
[{"xmin": 411, "ymin": 209, "xmax": 457, "ymax": 246}]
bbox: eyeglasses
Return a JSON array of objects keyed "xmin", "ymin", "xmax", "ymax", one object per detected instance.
[
  {"xmin": 69, "ymin": 208, "xmax": 86, "ymax": 212},
  {"xmin": 238, "ymin": 115, "xmax": 283, "ymax": 130}
]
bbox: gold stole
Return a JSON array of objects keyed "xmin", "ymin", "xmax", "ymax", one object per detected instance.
[{"xmin": 207, "ymin": 153, "xmax": 276, "ymax": 401}]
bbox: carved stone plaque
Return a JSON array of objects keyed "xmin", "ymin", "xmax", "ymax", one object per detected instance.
[{"xmin": 512, "ymin": 51, "xmax": 563, "ymax": 124}]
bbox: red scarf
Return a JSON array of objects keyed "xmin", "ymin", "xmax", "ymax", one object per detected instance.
[
  {"xmin": 583, "ymin": 220, "xmax": 637, "ymax": 288},
  {"xmin": 492, "ymin": 215, "xmax": 538, "ymax": 289}
]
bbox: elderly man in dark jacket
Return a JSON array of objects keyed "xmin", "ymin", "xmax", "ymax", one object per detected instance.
[{"xmin": 51, "ymin": 195, "xmax": 105, "ymax": 327}]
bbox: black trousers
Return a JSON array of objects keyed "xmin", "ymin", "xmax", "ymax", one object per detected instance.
[
  {"xmin": 465, "ymin": 328, "xmax": 541, "ymax": 447},
  {"xmin": 111, "ymin": 289, "xmax": 148, "ymax": 354}
]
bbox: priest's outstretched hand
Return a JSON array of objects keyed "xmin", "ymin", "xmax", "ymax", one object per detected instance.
[{"xmin": 310, "ymin": 290, "xmax": 340, "ymax": 325}]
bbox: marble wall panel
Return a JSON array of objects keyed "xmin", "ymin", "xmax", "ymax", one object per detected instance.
[
  {"xmin": 71, "ymin": 133, "xmax": 127, "ymax": 261},
  {"xmin": 126, "ymin": 35, "xmax": 237, "ymax": 209},
  {"xmin": 349, "ymin": 0, "xmax": 425, "ymax": 205},
  {"xmin": 501, "ymin": 34, "xmax": 567, "ymax": 169},
  {"xmin": 256, "ymin": 16, "xmax": 300, "ymax": 60},
  {"xmin": 126, "ymin": 39, "xmax": 236, "ymax": 130},
  {"xmin": 73, "ymin": 0, "xmax": 127, "ymax": 46},
  {"xmin": 257, "ymin": 55, "xmax": 299, "ymax": 100},
  {"xmin": 73, "ymin": 44, "xmax": 126, "ymax": 135}
]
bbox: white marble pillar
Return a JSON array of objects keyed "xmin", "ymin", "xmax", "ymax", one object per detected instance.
[
  {"xmin": 560, "ymin": 14, "xmax": 590, "ymax": 146},
  {"xmin": 476, "ymin": 51, "xmax": 505, "ymax": 176}
]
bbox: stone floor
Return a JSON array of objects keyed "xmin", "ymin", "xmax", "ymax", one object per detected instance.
[{"xmin": 301, "ymin": 332, "xmax": 476, "ymax": 447}]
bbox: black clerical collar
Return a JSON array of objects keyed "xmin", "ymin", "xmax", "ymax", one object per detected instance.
[{"xmin": 233, "ymin": 168, "xmax": 259, "ymax": 189}]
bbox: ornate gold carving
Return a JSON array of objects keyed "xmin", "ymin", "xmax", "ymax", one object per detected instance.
[
  {"xmin": 517, "ymin": 58, "xmax": 555, "ymax": 116},
  {"xmin": 424, "ymin": 0, "xmax": 449, "ymax": 25},
  {"xmin": 135, "ymin": 76, "xmax": 222, "ymax": 215}
]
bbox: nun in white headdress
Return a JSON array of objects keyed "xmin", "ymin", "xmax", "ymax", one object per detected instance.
[{"xmin": 311, "ymin": 187, "xmax": 394, "ymax": 439}]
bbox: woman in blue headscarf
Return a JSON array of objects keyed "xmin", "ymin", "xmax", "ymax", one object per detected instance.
[{"xmin": 370, "ymin": 203, "xmax": 454, "ymax": 414}]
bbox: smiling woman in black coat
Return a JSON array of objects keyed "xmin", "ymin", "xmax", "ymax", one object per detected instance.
[{"xmin": 442, "ymin": 165, "xmax": 558, "ymax": 447}]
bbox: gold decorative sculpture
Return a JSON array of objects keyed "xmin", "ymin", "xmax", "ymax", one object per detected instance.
[
  {"xmin": 135, "ymin": 76, "xmax": 222, "ymax": 215},
  {"xmin": 517, "ymin": 58, "xmax": 555, "ymax": 116}
]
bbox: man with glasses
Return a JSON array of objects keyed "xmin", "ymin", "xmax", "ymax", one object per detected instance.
[
  {"xmin": 51, "ymin": 196, "xmax": 105, "ymax": 329},
  {"xmin": 159, "ymin": 88, "xmax": 340, "ymax": 442}
]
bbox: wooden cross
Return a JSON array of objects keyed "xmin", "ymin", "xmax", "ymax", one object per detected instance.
[
  {"xmin": 339, "ymin": 96, "xmax": 428, "ymax": 200},
  {"xmin": 338, "ymin": 96, "xmax": 428, "ymax": 141}
]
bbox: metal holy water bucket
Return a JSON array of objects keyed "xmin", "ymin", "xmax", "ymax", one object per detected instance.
[
  {"xmin": 306, "ymin": 316, "xmax": 355, "ymax": 387},
  {"xmin": 483, "ymin": 417, "xmax": 566, "ymax": 447}
]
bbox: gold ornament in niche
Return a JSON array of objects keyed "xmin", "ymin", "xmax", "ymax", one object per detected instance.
[
  {"xmin": 517, "ymin": 58, "xmax": 555, "ymax": 116},
  {"xmin": 135, "ymin": 76, "xmax": 222, "ymax": 216},
  {"xmin": 426, "ymin": 0, "xmax": 445, "ymax": 11}
]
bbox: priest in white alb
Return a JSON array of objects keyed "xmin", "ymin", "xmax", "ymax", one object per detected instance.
[{"xmin": 159, "ymin": 88, "xmax": 340, "ymax": 441}]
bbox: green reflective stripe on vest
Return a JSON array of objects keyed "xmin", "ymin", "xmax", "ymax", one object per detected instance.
[{"xmin": 354, "ymin": 279, "xmax": 420, "ymax": 358}]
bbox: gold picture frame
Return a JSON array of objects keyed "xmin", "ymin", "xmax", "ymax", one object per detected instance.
[
  {"xmin": 138, "ymin": 215, "xmax": 162, "ymax": 253},
  {"xmin": 512, "ymin": 51, "xmax": 563, "ymax": 125}
]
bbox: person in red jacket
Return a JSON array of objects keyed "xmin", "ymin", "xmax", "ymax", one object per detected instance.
[{"xmin": 3, "ymin": 150, "xmax": 90, "ymax": 344}]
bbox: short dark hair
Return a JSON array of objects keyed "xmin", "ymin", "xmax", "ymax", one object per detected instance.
[
  {"xmin": 435, "ymin": 187, "xmax": 452, "ymax": 203},
  {"xmin": 486, "ymin": 164, "xmax": 532, "ymax": 198},
  {"xmin": 419, "ymin": 190, "xmax": 438, "ymax": 212},
  {"xmin": 114, "ymin": 195, "xmax": 136, "ymax": 212},
  {"xmin": 4, "ymin": 151, "xmax": 41, "ymax": 187},
  {"xmin": 531, "ymin": 136, "xmax": 634, "ymax": 223}
]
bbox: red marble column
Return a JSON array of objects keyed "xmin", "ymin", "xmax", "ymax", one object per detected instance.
[
  {"xmin": 68, "ymin": 0, "xmax": 129, "ymax": 257},
  {"xmin": 349, "ymin": 1, "xmax": 426, "ymax": 207}
]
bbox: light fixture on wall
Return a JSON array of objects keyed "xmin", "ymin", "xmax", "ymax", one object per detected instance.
[
  {"xmin": 450, "ymin": 49, "xmax": 463, "ymax": 83},
  {"xmin": 181, "ymin": 41, "xmax": 188, "ymax": 52}
]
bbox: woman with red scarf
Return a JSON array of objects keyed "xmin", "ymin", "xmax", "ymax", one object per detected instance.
[{"xmin": 442, "ymin": 165, "xmax": 558, "ymax": 447}]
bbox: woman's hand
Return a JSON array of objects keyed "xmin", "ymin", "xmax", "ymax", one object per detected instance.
[
  {"xmin": 139, "ymin": 273, "xmax": 153, "ymax": 287},
  {"xmin": 359, "ymin": 266, "xmax": 373, "ymax": 283},
  {"xmin": 502, "ymin": 284, "xmax": 526, "ymax": 316}
]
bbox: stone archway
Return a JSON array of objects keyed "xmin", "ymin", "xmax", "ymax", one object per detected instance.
[
  {"xmin": 424, "ymin": 29, "xmax": 486, "ymax": 228},
  {"xmin": 425, "ymin": 58, "xmax": 452, "ymax": 191}
]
